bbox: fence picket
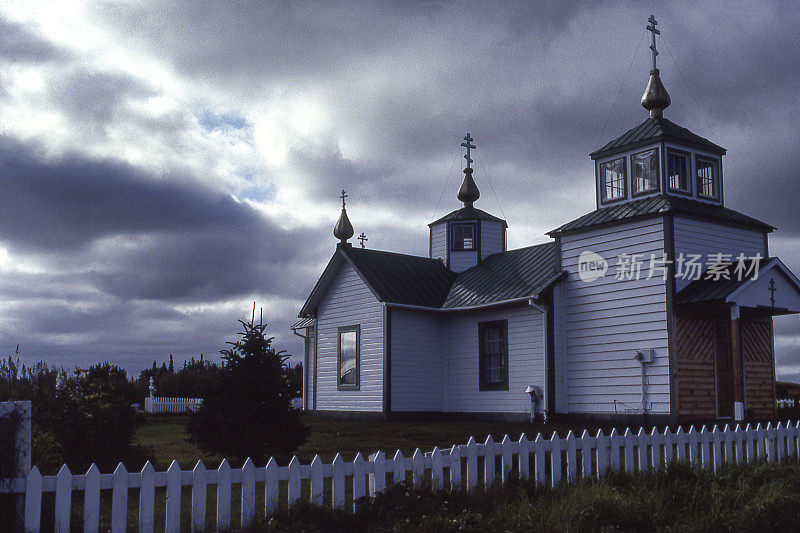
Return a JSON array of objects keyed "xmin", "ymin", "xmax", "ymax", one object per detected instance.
[
  {"xmin": 663, "ymin": 428, "xmax": 674, "ymax": 465},
  {"xmin": 311, "ymin": 455, "xmax": 325, "ymax": 504},
  {"xmin": 565, "ymin": 431, "xmax": 577, "ymax": 482},
  {"xmin": 217, "ymin": 460, "xmax": 232, "ymax": 531},
  {"xmin": 711, "ymin": 426, "xmax": 722, "ymax": 472},
  {"xmin": 412, "ymin": 449, "xmax": 425, "ymax": 489},
  {"xmin": 733, "ymin": 424, "xmax": 744, "ymax": 465},
  {"xmin": 353, "ymin": 452, "xmax": 367, "ymax": 509},
  {"xmin": 723, "ymin": 424, "xmax": 734, "ymax": 465},
  {"xmin": 687, "ymin": 426, "xmax": 699, "ymax": 465},
  {"xmin": 776, "ymin": 422, "xmax": 786, "ymax": 460},
  {"xmin": 501, "ymin": 435, "xmax": 513, "ymax": 483},
  {"xmin": 756, "ymin": 423, "xmax": 766, "ymax": 459},
  {"xmin": 332, "ymin": 453, "xmax": 346, "ymax": 510},
  {"xmin": 637, "ymin": 427, "xmax": 648, "ymax": 473},
  {"xmin": 596, "ymin": 430, "xmax": 608, "ymax": 478},
  {"xmin": 165, "ymin": 461, "xmax": 181, "ymax": 533},
  {"xmin": 675, "ymin": 427, "xmax": 686, "ymax": 462},
  {"xmin": 288, "ymin": 456, "xmax": 302, "ymax": 506},
  {"xmin": 265, "ymin": 458, "xmax": 279, "ymax": 518},
  {"xmin": 700, "ymin": 426, "xmax": 711, "ymax": 470},
  {"xmin": 623, "ymin": 428, "xmax": 634, "ymax": 473},
  {"xmin": 393, "ymin": 450, "xmax": 406, "ymax": 484},
  {"xmin": 533, "ymin": 434, "xmax": 546, "ymax": 486},
  {"xmin": 650, "ymin": 428, "xmax": 662, "ymax": 471},
  {"xmin": 54, "ymin": 464, "xmax": 72, "ymax": 533},
  {"xmin": 111, "ymin": 463, "xmax": 128, "ymax": 533},
  {"xmin": 191, "ymin": 461, "xmax": 206, "ymax": 533},
  {"xmin": 484, "ymin": 436, "xmax": 496, "ymax": 488},
  {"xmin": 84, "ymin": 464, "xmax": 101, "ymax": 533},
  {"xmin": 581, "ymin": 429, "xmax": 593, "ymax": 478},
  {"xmin": 550, "ymin": 432, "xmax": 562, "ymax": 487},
  {"xmin": 24, "ymin": 466, "xmax": 42, "ymax": 533},
  {"xmin": 431, "ymin": 447, "xmax": 443, "ymax": 490},
  {"xmin": 241, "ymin": 458, "xmax": 256, "ymax": 528},
  {"xmin": 608, "ymin": 428, "xmax": 620, "ymax": 473},
  {"xmin": 449, "ymin": 444, "xmax": 461, "ymax": 491},
  {"xmin": 518, "ymin": 434, "xmax": 530, "ymax": 480},
  {"xmin": 465, "ymin": 437, "xmax": 477, "ymax": 490}
]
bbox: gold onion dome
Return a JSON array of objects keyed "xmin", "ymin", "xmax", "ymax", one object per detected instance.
[
  {"xmin": 641, "ymin": 68, "xmax": 671, "ymax": 117},
  {"xmin": 457, "ymin": 167, "xmax": 480, "ymax": 207}
]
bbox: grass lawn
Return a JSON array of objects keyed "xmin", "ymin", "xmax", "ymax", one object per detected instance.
[{"xmin": 135, "ymin": 413, "xmax": 626, "ymax": 469}]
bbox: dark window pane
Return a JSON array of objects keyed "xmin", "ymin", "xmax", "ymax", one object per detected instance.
[
  {"xmin": 667, "ymin": 151, "xmax": 689, "ymax": 191},
  {"xmin": 600, "ymin": 158, "xmax": 626, "ymax": 201},
  {"xmin": 632, "ymin": 149, "xmax": 659, "ymax": 194},
  {"xmin": 451, "ymin": 223, "xmax": 476, "ymax": 251},
  {"xmin": 479, "ymin": 322, "xmax": 507, "ymax": 388},
  {"xmin": 697, "ymin": 158, "xmax": 717, "ymax": 198}
]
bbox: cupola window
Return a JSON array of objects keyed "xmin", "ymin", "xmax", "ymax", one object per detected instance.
[
  {"xmin": 696, "ymin": 156, "xmax": 719, "ymax": 199},
  {"xmin": 667, "ymin": 149, "xmax": 690, "ymax": 192},
  {"xmin": 632, "ymin": 148, "xmax": 659, "ymax": 195},
  {"xmin": 600, "ymin": 157, "xmax": 626, "ymax": 202},
  {"xmin": 451, "ymin": 223, "xmax": 476, "ymax": 251}
]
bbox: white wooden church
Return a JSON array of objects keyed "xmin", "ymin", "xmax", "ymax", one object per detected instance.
[{"xmin": 293, "ymin": 18, "xmax": 800, "ymax": 423}]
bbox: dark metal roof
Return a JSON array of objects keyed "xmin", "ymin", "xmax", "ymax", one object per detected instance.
[
  {"xmin": 429, "ymin": 206, "xmax": 507, "ymax": 227},
  {"xmin": 590, "ymin": 116, "xmax": 726, "ymax": 160},
  {"xmin": 342, "ymin": 247, "xmax": 457, "ymax": 308},
  {"xmin": 548, "ymin": 195, "xmax": 774, "ymax": 236},
  {"xmin": 676, "ymin": 258, "xmax": 777, "ymax": 304},
  {"xmin": 443, "ymin": 242, "xmax": 562, "ymax": 308},
  {"xmin": 291, "ymin": 317, "xmax": 315, "ymax": 329}
]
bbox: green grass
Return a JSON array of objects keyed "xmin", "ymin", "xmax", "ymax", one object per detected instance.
[{"xmin": 265, "ymin": 459, "xmax": 800, "ymax": 532}]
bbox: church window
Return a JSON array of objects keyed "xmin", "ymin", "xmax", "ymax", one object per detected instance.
[
  {"xmin": 479, "ymin": 320, "xmax": 508, "ymax": 391},
  {"xmin": 696, "ymin": 156, "xmax": 719, "ymax": 199},
  {"xmin": 667, "ymin": 149, "xmax": 690, "ymax": 192},
  {"xmin": 337, "ymin": 325, "xmax": 359, "ymax": 390},
  {"xmin": 451, "ymin": 223, "xmax": 476, "ymax": 251},
  {"xmin": 600, "ymin": 157, "xmax": 626, "ymax": 202},
  {"xmin": 632, "ymin": 148, "xmax": 659, "ymax": 195}
]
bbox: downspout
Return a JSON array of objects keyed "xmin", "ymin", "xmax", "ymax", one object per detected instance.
[{"xmin": 530, "ymin": 300, "xmax": 549, "ymax": 422}]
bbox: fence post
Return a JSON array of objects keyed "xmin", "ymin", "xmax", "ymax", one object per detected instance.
[
  {"xmin": 54, "ymin": 464, "xmax": 72, "ymax": 532},
  {"xmin": 332, "ymin": 453, "xmax": 346, "ymax": 510},
  {"xmin": 23, "ymin": 466, "xmax": 42, "ymax": 533},
  {"xmin": 241, "ymin": 458, "xmax": 256, "ymax": 528},
  {"xmin": 353, "ymin": 452, "xmax": 367, "ymax": 509},
  {"xmin": 288, "ymin": 456, "xmax": 302, "ymax": 506},
  {"xmin": 190, "ymin": 461, "xmax": 206, "ymax": 533},
  {"xmin": 111, "ymin": 463, "xmax": 129, "ymax": 533},
  {"xmin": 264, "ymin": 458, "xmax": 279, "ymax": 518},
  {"xmin": 165, "ymin": 461, "xmax": 181, "ymax": 533},
  {"xmin": 311, "ymin": 455, "xmax": 325, "ymax": 504}
]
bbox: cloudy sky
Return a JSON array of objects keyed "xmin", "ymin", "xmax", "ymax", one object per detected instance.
[{"xmin": 1, "ymin": 1, "xmax": 799, "ymax": 380}]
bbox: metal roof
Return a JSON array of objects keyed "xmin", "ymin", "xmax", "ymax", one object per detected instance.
[
  {"xmin": 443, "ymin": 242, "xmax": 562, "ymax": 308},
  {"xmin": 343, "ymin": 247, "xmax": 457, "ymax": 308},
  {"xmin": 429, "ymin": 206, "xmax": 507, "ymax": 227},
  {"xmin": 676, "ymin": 258, "xmax": 777, "ymax": 304},
  {"xmin": 291, "ymin": 317, "xmax": 315, "ymax": 330},
  {"xmin": 590, "ymin": 116, "xmax": 726, "ymax": 160},
  {"xmin": 548, "ymin": 195, "xmax": 774, "ymax": 236}
]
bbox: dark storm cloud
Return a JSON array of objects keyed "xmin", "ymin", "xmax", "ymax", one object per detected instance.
[{"xmin": 0, "ymin": 17, "xmax": 68, "ymax": 63}]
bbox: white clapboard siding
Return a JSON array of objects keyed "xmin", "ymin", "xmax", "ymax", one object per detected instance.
[
  {"xmin": 673, "ymin": 216, "xmax": 767, "ymax": 291},
  {"xmin": 429, "ymin": 221, "xmax": 447, "ymax": 262},
  {"xmin": 480, "ymin": 220, "xmax": 505, "ymax": 260},
  {"xmin": 144, "ymin": 397, "xmax": 203, "ymax": 414},
  {"xmin": 391, "ymin": 309, "xmax": 446, "ymax": 411},
  {"xmin": 552, "ymin": 280, "xmax": 569, "ymax": 413},
  {"xmin": 5, "ymin": 422, "xmax": 799, "ymax": 531},
  {"xmin": 315, "ymin": 261, "xmax": 384, "ymax": 412},
  {"xmin": 560, "ymin": 218, "xmax": 670, "ymax": 414},
  {"xmin": 444, "ymin": 305, "xmax": 545, "ymax": 413},
  {"xmin": 449, "ymin": 250, "xmax": 479, "ymax": 273}
]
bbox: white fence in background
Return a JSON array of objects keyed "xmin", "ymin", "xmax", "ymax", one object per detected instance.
[
  {"xmin": 144, "ymin": 396, "xmax": 203, "ymax": 414},
  {"xmin": 2, "ymin": 421, "xmax": 800, "ymax": 532},
  {"xmin": 291, "ymin": 397, "xmax": 302, "ymax": 409},
  {"xmin": 778, "ymin": 398, "xmax": 798, "ymax": 408}
]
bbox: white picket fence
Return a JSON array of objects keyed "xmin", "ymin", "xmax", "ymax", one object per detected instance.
[
  {"xmin": 144, "ymin": 396, "xmax": 203, "ymax": 414},
  {"xmin": 291, "ymin": 397, "xmax": 302, "ymax": 409},
  {"xmin": 2, "ymin": 421, "xmax": 799, "ymax": 532}
]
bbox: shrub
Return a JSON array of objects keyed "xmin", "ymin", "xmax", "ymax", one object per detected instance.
[{"xmin": 187, "ymin": 314, "xmax": 308, "ymax": 463}]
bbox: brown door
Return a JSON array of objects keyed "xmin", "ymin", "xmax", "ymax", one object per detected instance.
[{"xmin": 714, "ymin": 321, "xmax": 734, "ymax": 418}]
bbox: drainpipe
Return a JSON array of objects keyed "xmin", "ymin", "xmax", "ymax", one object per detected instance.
[
  {"xmin": 634, "ymin": 349, "xmax": 652, "ymax": 417},
  {"xmin": 529, "ymin": 299, "xmax": 549, "ymax": 421}
]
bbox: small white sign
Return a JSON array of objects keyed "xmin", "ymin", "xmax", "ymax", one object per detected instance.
[{"xmin": 578, "ymin": 251, "xmax": 608, "ymax": 282}]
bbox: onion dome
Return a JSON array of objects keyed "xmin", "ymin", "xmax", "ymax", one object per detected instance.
[
  {"xmin": 334, "ymin": 189, "xmax": 354, "ymax": 244},
  {"xmin": 641, "ymin": 68, "xmax": 671, "ymax": 117},
  {"xmin": 457, "ymin": 167, "xmax": 480, "ymax": 207}
]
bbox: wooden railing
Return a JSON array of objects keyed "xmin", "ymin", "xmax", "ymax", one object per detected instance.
[{"xmin": 2, "ymin": 421, "xmax": 799, "ymax": 532}]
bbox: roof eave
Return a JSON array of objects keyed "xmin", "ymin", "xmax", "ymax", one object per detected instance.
[{"xmin": 590, "ymin": 135, "xmax": 726, "ymax": 160}]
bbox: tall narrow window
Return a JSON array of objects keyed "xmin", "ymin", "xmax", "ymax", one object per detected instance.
[
  {"xmin": 600, "ymin": 157, "xmax": 626, "ymax": 202},
  {"xmin": 338, "ymin": 326, "xmax": 359, "ymax": 390},
  {"xmin": 479, "ymin": 320, "xmax": 508, "ymax": 391},
  {"xmin": 451, "ymin": 223, "xmax": 476, "ymax": 251},
  {"xmin": 632, "ymin": 148, "xmax": 659, "ymax": 195},
  {"xmin": 667, "ymin": 150, "xmax": 690, "ymax": 192},
  {"xmin": 696, "ymin": 156, "xmax": 719, "ymax": 199}
]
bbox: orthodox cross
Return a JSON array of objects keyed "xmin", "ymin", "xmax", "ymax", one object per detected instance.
[
  {"xmin": 646, "ymin": 14, "xmax": 660, "ymax": 71},
  {"xmin": 358, "ymin": 232, "xmax": 368, "ymax": 248},
  {"xmin": 769, "ymin": 278, "xmax": 777, "ymax": 307},
  {"xmin": 461, "ymin": 133, "xmax": 476, "ymax": 169},
  {"xmin": 340, "ymin": 189, "xmax": 348, "ymax": 209}
]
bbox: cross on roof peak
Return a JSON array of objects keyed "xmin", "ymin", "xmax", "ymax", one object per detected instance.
[
  {"xmin": 340, "ymin": 189, "xmax": 348, "ymax": 209},
  {"xmin": 358, "ymin": 232, "xmax": 368, "ymax": 248},
  {"xmin": 646, "ymin": 14, "xmax": 660, "ymax": 71},
  {"xmin": 461, "ymin": 133, "xmax": 476, "ymax": 169}
]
